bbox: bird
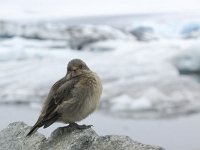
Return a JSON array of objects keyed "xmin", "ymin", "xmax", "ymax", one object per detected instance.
[{"xmin": 27, "ymin": 59, "xmax": 102, "ymax": 136}]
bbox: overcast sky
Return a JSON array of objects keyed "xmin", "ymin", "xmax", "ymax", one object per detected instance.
[{"xmin": 0, "ymin": 0, "xmax": 200, "ymax": 21}]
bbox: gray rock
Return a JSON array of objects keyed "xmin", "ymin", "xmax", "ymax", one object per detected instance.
[
  {"xmin": 0, "ymin": 122, "xmax": 165, "ymax": 150},
  {"xmin": 0, "ymin": 122, "xmax": 46, "ymax": 150}
]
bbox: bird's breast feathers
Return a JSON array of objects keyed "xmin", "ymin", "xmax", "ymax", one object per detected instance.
[{"xmin": 60, "ymin": 72, "xmax": 102, "ymax": 122}]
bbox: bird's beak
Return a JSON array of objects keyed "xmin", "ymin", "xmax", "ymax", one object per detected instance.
[
  {"xmin": 72, "ymin": 67, "xmax": 78, "ymax": 71},
  {"xmin": 71, "ymin": 67, "xmax": 79, "ymax": 77}
]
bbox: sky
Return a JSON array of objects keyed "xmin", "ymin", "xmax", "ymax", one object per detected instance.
[{"xmin": 0, "ymin": 0, "xmax": 200, "ymax": 21}]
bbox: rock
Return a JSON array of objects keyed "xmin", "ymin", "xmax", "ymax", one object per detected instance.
[
  {"xmin": 0, "ymin": 122, "xmax": 46, "ymax": 150},
  {"xmin": 0, "ymin": 122, "xmax": 165, "ymax": 150}
]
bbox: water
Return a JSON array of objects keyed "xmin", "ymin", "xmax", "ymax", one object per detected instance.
[{"xmin": 0, "ymin": 105, "xmax": 200, "ymax": 150}]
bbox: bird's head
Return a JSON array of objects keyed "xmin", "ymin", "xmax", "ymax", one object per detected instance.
[{"xmin": 66, "ymin": 59, "xmax": 90, "ymax": 78}]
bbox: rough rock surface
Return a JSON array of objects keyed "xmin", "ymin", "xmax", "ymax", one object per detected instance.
[{"xmin": 0, "ymin": 122, "xmax": 165, "ymax": 150}]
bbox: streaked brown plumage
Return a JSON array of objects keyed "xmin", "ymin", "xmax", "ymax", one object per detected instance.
[{"xmin": 27, "ymin": 59, "xmax": 102, "ymax": 136}]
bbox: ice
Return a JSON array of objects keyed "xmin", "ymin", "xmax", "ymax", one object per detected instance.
[
  {"xmin": 1, "ymin": 36, "xmax": 200, "ymax": 118},
  {"xmin": 2, "ymin": 37, "xmax": 200, "ymax": 118},
  {"xmin": 110, "ymin": 94, "xmax": 152, "ymax": 112},
  {"xmin": 173, "ymin": 48, "xmax": 200, "ymax": 74},
  {"xmin": 181, "ymin": 22, "xmax": 200, "ymax": 39},
  {"xmin": 2, "ymin": 15, "xmax": 200, "ymax": 46},
  {"xmin": 1, "ymin": 12, "xmax": 200, "ymax": 118},
  {"xmin": 0, "ymin": 22, "xmax": 133, "ymax": 50},
  {"xmin": 123, "ymin": 16, "xmax": 200, "ymax": 40}
]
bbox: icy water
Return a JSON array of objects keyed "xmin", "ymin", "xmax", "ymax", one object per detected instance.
[{"xmin": 0, "ymin": 105, "xmax": 200, "ymax": 150}]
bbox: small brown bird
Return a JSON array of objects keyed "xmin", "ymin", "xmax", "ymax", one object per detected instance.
[{"xmin": 27, "ymin": 59, "xmax": 102, "ymax": 136}]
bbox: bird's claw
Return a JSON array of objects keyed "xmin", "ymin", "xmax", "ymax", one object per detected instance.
[{"xmin": 76, "ymin": 124, "xmax": 93, "ymax": 129}]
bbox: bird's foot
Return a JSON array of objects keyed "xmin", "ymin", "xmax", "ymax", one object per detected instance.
[
  {"xmin": 68, "ymin": 122, "xmax": 93, "ymax": 130},
  {"xmin": 76, "ymin": 124, "xmax": 93, "ymax": 130}
]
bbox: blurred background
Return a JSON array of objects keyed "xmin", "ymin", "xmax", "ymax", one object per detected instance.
[{"xmin": 0, "ymin": 0, "xmax": 200, "ymax": 150}]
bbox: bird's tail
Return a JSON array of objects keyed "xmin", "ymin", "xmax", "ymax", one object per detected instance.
[
  {"xmin": 26, "ymin": 122, "xmax": 42, "ymax": 137},
  {"xmin": 26, "ymin": 114, "xmax": 59, "ymax": 136}
]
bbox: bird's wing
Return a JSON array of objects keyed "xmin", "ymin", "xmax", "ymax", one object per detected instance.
[
  {"xmin": 27, "ymin": 77, "xmax": 79, "ymax": 136},
  {"xmin": 41, "ymin": 76, "xmax": 80, "ymax": 120}
]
